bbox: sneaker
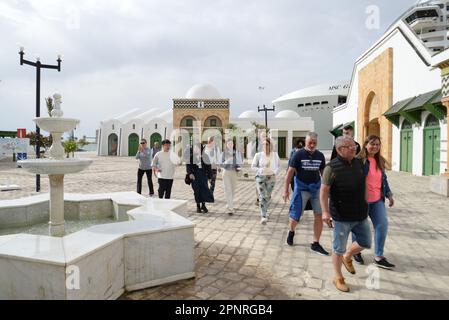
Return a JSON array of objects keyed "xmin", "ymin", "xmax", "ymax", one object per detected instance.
[
  {"xmin": 333, "ymin": 277, "xmax": 350, "ymax": 293},
  {"xmin": 353, "ymin": 253, "xmax": 364, "ymax": 265},
  {"xmin": 260, "ymin": 217, "xmax": 267, "ymax": 225},
  {"xmin": 373, "ymin": 258, "xmax": 395, "ymax": 270},
  {"xmin": 201, "ymin": 204, "xmax": 208, "ymax": 214},
  {"xmin": 310, "ymin": 242, "xmax": 330, "ymax": 256},
  {"xmin": 227, "ymin": 209, "xmax": 234, "ymax": 216},
  {"xmin": 342, "ymin": 256, "xmax": 356, "ymax": 274},
  {"xmin": 287, "ymin": 231, "xmax": 295, "ymax": 246}
]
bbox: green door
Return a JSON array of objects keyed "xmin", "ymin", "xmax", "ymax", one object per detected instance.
[
  {"xmin": 278, "ymin": 137, "xmax": 287, "ymax": 159},
  {"xmin": 128, "ymin": 133, "xmax": 139, "ymax": 156},
  {"xmin": 150, "ymin": 133, "xmax": 162, "ymax": 148},
  {"xmin": 423, "ymin": 115, "xmax": 441, "ymax": 176},
  {"xmin": 400, "ymin": 120, "xmax": 413, "ymax": 173}
]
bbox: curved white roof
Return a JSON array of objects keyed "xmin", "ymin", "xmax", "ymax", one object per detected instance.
[
  {"xmin": 114, "ymin": 108, "xmax": 142, "ymax": 123},
  {"xmin": 185, "ymin": 84, "xmax": 221, "ymax": 99},
  {"xmin": 125, "ymin": 108, "xmax": 159, "ymax": 124},
  {"xmin": 144, "ymin": 109, "xmax": 172, "ymax": 124},
  {"xmin": 275, "ymin": 110, "xmax": 300, "ymax": 119},
  {"xmin": 238, "ymin": 110, "xmax": 262, "ymax": 119},
  {"xmin": 272, "ymin": 81, "xmax": 349, "ymax": 104}
]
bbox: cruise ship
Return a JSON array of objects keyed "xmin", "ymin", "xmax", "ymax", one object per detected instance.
[
  {"xmin": 272, "ymin": 81, "xmax": 349, "ymax": 150},
  {"xmin": 402, "ymin": 0, "xmax": 449, "ymax": 53}
]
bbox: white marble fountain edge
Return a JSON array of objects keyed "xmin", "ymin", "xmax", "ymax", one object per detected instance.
[{"xmin": 0, "ymin": 192, "xmax": 193, "ymax": 266}]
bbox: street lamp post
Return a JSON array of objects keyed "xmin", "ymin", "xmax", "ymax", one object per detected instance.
[
  {"xmin": 19, "ymin": 47, "xmax": 62, "ymax": 192},
  {"xmin": 257, "ymin": 104, "xmax": 275, "ymax": 129}
]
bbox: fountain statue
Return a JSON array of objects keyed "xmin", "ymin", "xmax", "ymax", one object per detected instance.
[{"xmin": 18, "ymin": 93, "xmax": 93, "ymax": 236}]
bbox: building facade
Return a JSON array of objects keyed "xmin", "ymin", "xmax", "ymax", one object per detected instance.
[
  {"xmin": 333, "ymin": 15, "xmax": 447, "ymax": 177},
  {"xmin": 97, "ymin": 108, "xmax": 172, "ymax": 157},
  {"xmin": 172, "ymin": 84, "xmax": 230, "ymax": 143},
  {"xmin": 232, "ymin": 110, "xmax": 314, "ymax": 159}
]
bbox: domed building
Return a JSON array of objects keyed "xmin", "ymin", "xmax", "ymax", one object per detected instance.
[
  {"xmin": 97, "ymin": 84, "xmax": 230, "ymax": 156},
  {"xmin": 172, "ymin": 84, "xmax": 230, "ymax": 139}
]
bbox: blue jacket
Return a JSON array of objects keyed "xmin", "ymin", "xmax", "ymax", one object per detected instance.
[{"xmin": 362, "ymin": 158, "xmax": 393, "ymax": 201}]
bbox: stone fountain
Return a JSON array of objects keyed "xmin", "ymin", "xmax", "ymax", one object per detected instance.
[
  {"xmin": 18, "ymin": 93, "xmax": 93, "ymax": 236},
  {"xmin": 0, "ymin": 94, "xmax": 195, "ymax": 299}
]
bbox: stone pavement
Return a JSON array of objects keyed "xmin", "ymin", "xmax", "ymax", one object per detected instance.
[{"xmin": 1, "ymin": 152, "xmax": 449, "ymax": 300}]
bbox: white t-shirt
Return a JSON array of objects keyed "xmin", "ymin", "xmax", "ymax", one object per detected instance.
[{"xmin": 151, "ymin": 151, "xmax": 179, "ymax": 179}]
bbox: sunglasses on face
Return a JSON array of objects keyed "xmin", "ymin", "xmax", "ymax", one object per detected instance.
[{"xmin": 140, "ymin": 142, "xmax": 146, "ymax": 144}]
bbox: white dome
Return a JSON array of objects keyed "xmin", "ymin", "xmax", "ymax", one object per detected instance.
[
  {"xmin": 275, "ymin": 110, "xmax": 300, "ymax": 119},
  {"xmin": 238, "ymin": 111, "xmax": 262, "ymax": 119},
  {"xmin": 185, "ymin": 84, "xmax": 221, "ymax": 99}
]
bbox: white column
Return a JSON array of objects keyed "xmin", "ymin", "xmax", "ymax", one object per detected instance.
[
  {"xmin": 287, "ymin": 130, "xmax": 293, "ymax": 160},
  {"xmin": 48, "ymin": 174, "xmax": 65, "ymax": 237}
]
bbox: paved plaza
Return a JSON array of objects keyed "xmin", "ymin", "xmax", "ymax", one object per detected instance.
[{"xmin": 1, "ymin": 152, "xmax": 449, "ymax": 300}]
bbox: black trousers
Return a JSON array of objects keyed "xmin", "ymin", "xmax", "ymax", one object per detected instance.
[
  {"xmin": 209, "ymin": 168, "xmax": 217, "ymax": 195},
  {"xmin": 137, "ymin": 169, "xmax": 154, "ymax": 195},
  {"xmin": 158, "ymin": 178, "xmax": 174, "ymax": 199}
]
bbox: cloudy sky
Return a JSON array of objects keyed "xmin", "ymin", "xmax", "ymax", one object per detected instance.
[{"xmin": 0, "ymin": 0, "xmax": 416, "ymax": 137}]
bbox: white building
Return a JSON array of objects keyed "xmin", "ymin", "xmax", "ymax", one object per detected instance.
[
  {"xmin": 97, "ymin": 108, "xmax": 172, "ymax": 156},
  {"xmin": 333, "ymin": 4, "xmax": 448, "ymax": 177},
  {"xmin": 232, "ymin": 110, "xmax": 314, "ymax": 159},
  {"xmin": 97, "ymin": 83, "xmax": 315, "ymax": 160},
  {"xmin": 272, "ymin": 81, "xmax": 349, "ymax": 150}
]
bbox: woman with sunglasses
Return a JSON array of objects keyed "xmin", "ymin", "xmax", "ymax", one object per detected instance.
[{"xmin": 135, "ymin": 139, "xmax": 154, "ymax": 197}]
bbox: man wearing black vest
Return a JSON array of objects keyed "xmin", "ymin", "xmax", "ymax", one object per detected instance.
[{"xmin": 320, "ymin": 136, "xmax": 371, "ymax": 293}]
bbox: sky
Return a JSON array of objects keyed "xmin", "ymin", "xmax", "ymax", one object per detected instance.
[{"xmin": 0, "ymin": 0, "xmax": 417, "ymax": 138}]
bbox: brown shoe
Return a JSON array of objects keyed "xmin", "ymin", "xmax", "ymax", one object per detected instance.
[
  {"xmin": 342, "ymin": 256, "xmax": 356, "ymax": 274},
  {"xmin": 333, "ymin": 277, "xmax": 350, "ymax": 292}
]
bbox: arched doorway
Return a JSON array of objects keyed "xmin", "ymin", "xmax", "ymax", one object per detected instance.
[
  {"xmin": 423, "ymin": 114, "xmax": 441, "ymax": 176},
  {"xmin": 400, "ymin": 119, "xmax": 413, "ymax": 173},
  {"xmin": 128, "ymin": 133, "xmax": 139, "ymax": 156},
  {"xmin": 368, "ymin": 119, "xmax": 380, "ymax": 137},
  {"xmin": 365, "ymin": 92, "xmax": 381, "ymax": 137},
  {"xmin": 180, "ymin": 116, "xmax": 197, "ymax": 143},
  {"xmin": 108, "ymin": 133, "xmax": 118, "ymax": 156},
  {"xmin": 204, "ymin": 116, "xmax": 222, "ymax": 128},
  {"xmin": 150, "ymin": 132, "xmax": 162, "ymax": 148}
]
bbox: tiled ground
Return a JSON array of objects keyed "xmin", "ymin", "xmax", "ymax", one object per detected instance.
[{"xmin": 1, "ymin": 152, "xmax": 449, "ymax": 300}]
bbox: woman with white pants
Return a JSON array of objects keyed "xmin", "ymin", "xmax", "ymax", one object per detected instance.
[{"xmin": 221, "ymin": 139, "xmax": 242, "ymax": 215}]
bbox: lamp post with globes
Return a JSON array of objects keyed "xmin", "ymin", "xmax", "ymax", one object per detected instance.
[{"xmin": 19, "ymin": 47, "xmax": 62, "ymax": 192}]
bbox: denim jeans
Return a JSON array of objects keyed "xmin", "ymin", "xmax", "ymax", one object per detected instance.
[
  {"xmin": 352, "ymin": 199, "xmax": 388, "ymax": 257},
  {"xmin": 333, "ymin": 219, "xmax": 371, "ymax": 255}
]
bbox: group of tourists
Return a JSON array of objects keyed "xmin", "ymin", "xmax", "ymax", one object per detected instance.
[
  {"xmin": 282, "ymin": 125, "xmax": 395, "ymax": 293},
  {"xmin": 135, "ymin": 124, "xmax": 396, "ymax": 293}
]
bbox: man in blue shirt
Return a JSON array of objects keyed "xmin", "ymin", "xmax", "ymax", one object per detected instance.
[{"xmin": 283, "ymin": 132, "xmax": 329, "ymax": 255}]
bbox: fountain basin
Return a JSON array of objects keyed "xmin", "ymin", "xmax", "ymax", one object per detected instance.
[
  {"xmin": 34, "ymin": 117, "xmax": 79, "ymax": 133},
  {"xmin": 0, "ymin": 192, "xmax": 194, "ymax": 299},
  {"xmin": 18, "ymin": 158, "xmax": 93, "ymax": 175}
]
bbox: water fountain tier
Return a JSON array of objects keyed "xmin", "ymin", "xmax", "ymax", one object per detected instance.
[{"xmin": 18, "ymin": 93, "xmax": 92, "ymax": 236}]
